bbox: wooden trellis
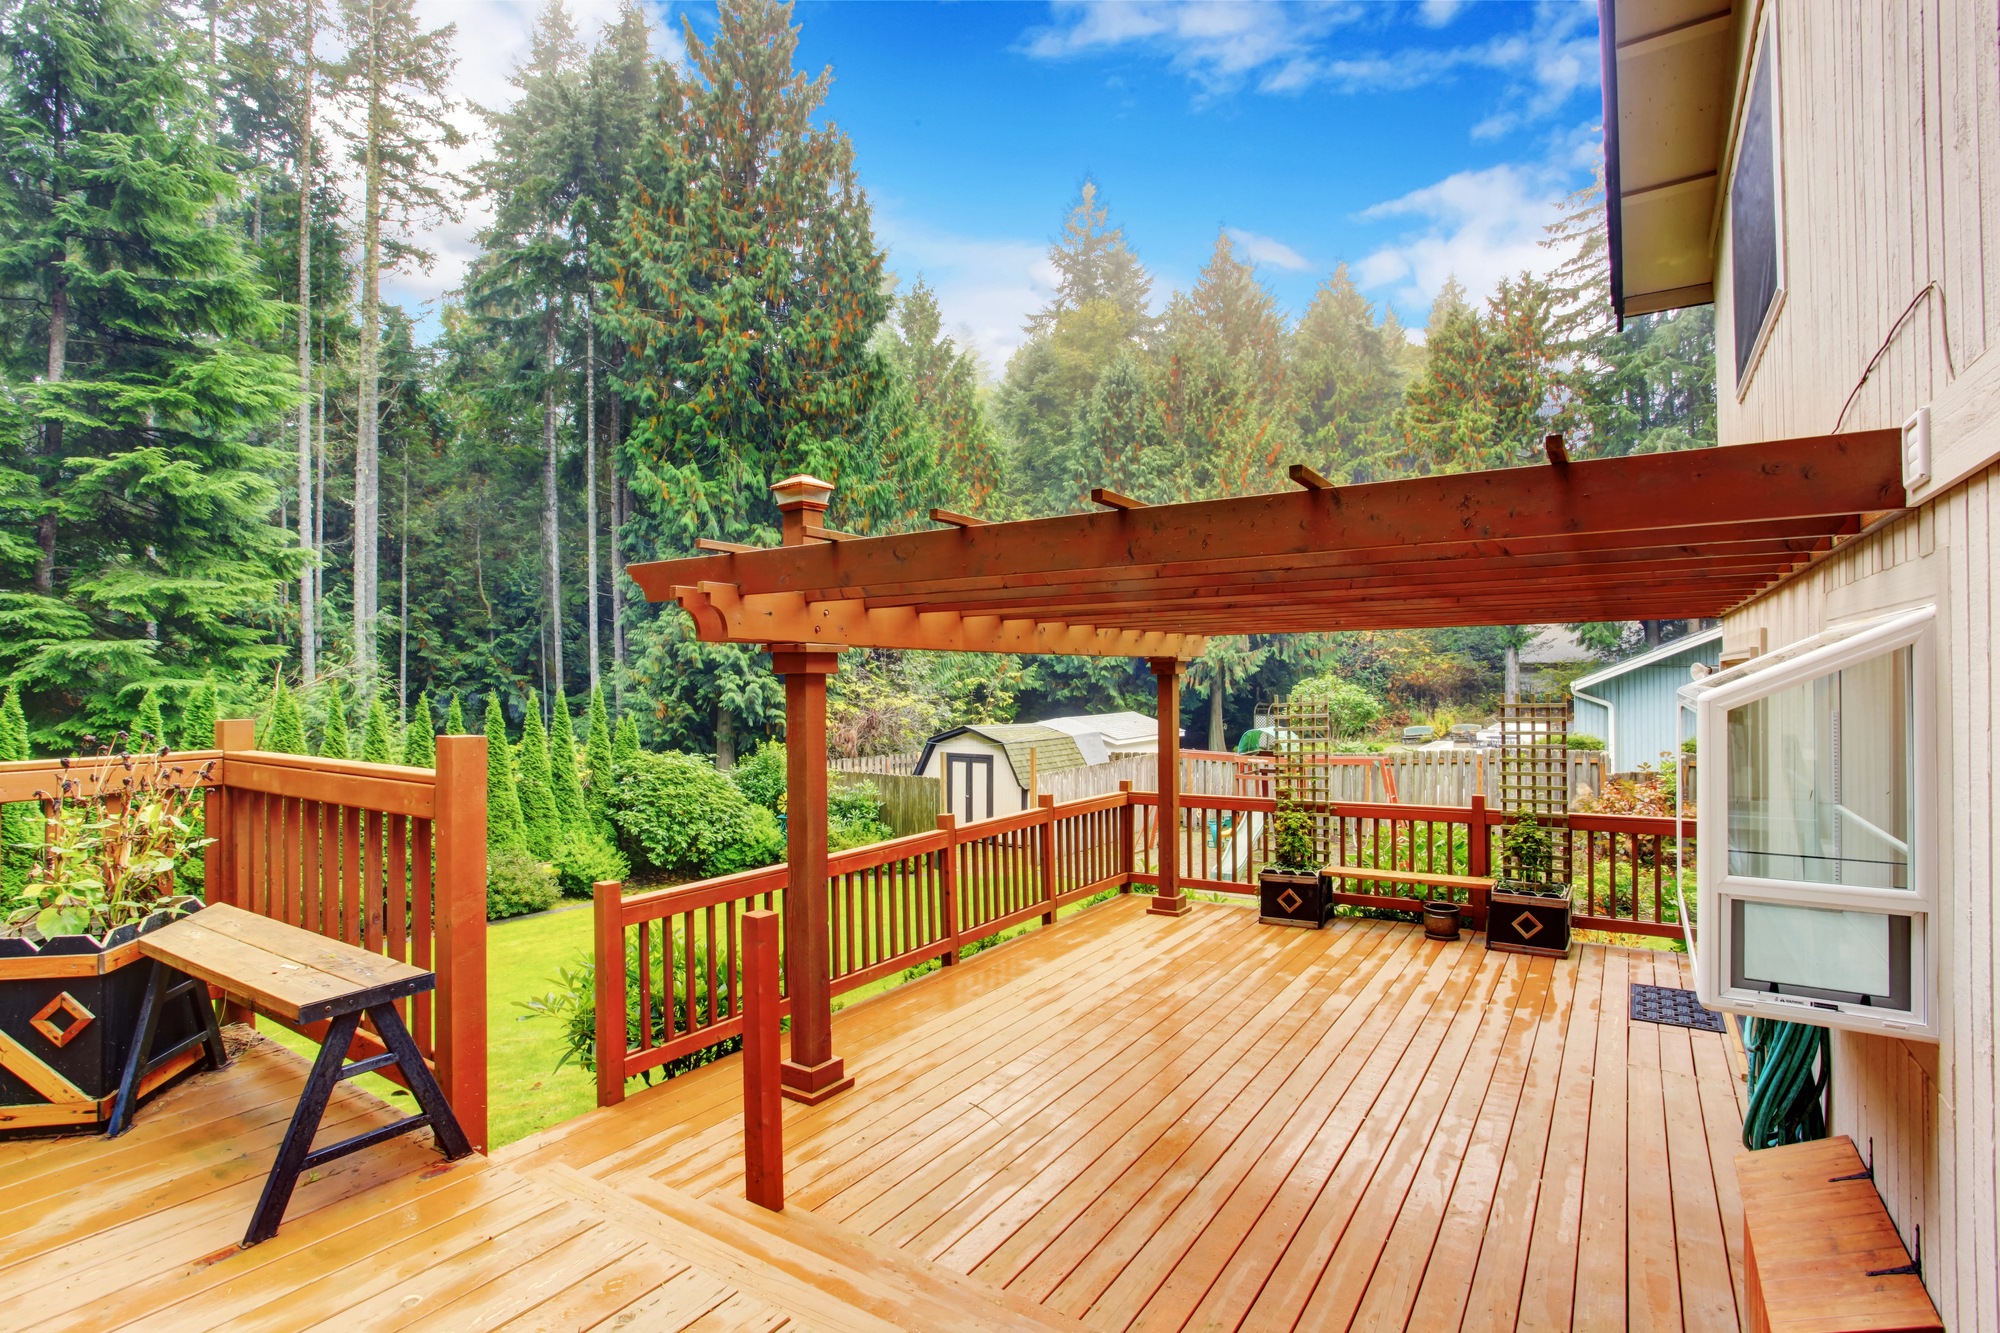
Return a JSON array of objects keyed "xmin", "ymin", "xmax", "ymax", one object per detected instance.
[{"xmin": 1498, "ymin": 696, "xmax": 1571, "ymax": 884}]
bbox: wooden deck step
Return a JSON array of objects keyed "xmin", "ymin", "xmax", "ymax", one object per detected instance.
[{"xmin": 529, "ymin": 1163, "xmax": 1085, "ymax": 1333}]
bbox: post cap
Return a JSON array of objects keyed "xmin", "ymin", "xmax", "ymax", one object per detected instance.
[{"xmin": 770, "ymin": 475, "xmax": 835, "ymax": 510}]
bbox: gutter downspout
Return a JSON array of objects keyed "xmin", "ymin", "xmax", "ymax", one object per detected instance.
[{"xmin": 1570, "ymin": 682, "xmax": 1616, "ymax": 776}]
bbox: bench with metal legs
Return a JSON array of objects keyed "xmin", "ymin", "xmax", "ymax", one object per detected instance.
[
  {"xmin": 107, "ymin": 903, "xmax": 475, "ymax": 1247},
  {"xmin": 105, "ymin": 957, "xmax": 230, "ymax": 1139}
]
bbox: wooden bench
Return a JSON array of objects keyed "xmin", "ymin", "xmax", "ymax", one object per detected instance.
[
  {"xmin": 109, "ymin": 903, "xmax": 473, "ymax": 1246},
  {"xmin": 1736, "ymin": 1135, "xmax": 1943, "ymax": 1333},
  {"xmin": 1322, "ymin": 865, "xmax": 1494, "ymax": 927}
]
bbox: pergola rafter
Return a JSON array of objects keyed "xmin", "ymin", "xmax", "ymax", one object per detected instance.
[{"xmin": 624, "ymin": 429, "xmax": 1907, "ymax": 1106}]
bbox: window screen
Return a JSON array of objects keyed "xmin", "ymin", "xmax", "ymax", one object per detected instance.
[
  {"xmin": 1731, "ymin": 41, "xmax": 1780, "ymax": 384},
  {"xmin": 1725, "ymin": 646, "xmax": 1912, "ymax": 889}
]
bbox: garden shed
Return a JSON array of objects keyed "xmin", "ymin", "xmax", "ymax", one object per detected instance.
[
  {"xmin": 1029, "ymin": 710, "xmax": 1161, "ymax": 755},
  {"xmin": 913, "ymin": 722, "xmax": 1087, "ymax": 823},
  {"xmin": 1568, "ymin": 626, "xmax": 1723, "ymax": 773}
]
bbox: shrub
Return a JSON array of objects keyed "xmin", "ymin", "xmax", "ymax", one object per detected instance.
[
  {"xmin": 1566, "ymin": 733, "xmax": 1607, "ymax": 751},
  {"xmin": 518, "ymin": 936, "xmax": 745, "ymax": 1086},
  {"xmin": 551, "ymin": 830, "xmax": 630, "ymax": 899},
  {"xmin": 731, "ymin": 738, "xmax": 786, "ymax": 811},
  {"xmin": 1288, "ymin": 675, "xmax": 1387, "ymax": 737},
  {"xmin": 487, "ymin": 850, "xmax": 559, "ymax": 919},
  {"xmin": 609, "ymin": 749, "xmax": 782, "ymax": 877},
  {"xmin": 828, "ymin": 780, "xmax": 892, "ymax": 851},
  {"xmin": 706, "ymin": 805, "xmax": 786, "ymax": 875}
]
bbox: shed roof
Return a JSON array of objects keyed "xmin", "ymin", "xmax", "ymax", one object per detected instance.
[
  {"xmin": 916, "ymin": 724, "xmax": 1088, "ymax": 787},
  {"xmin": 1031, "ymin": 712, "xmax": 1158, "ymax": 745},
  {"xmin": 1571, "ymin": 626, "xmax": 1726, "ymax": 690}
]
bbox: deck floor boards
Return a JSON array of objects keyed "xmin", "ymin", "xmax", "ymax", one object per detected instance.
[
  {"xmin": 3, "ymin": 895, "xmax": 1744, "ymax": 1332},
  {"xmin": 517, "ymin": 897, "xmax": 1746, "ymax": 1332}
]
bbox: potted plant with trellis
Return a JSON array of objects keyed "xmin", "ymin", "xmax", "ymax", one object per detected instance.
[
  {"xmin": 0, "ymin": 737, "xmax": 216, "ymax": 1135},
  {"xmin": 1259, "ymin": 785, "xmax": 1330, "ymax": 928},
  {"xmin": 1488, "ymin": 811, "xmax": 1574, "ymax": 956}
]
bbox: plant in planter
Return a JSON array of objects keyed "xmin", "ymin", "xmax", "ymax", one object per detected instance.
[
  {"xmin": 1, "ymin": 739, "xmax": 217, "ymax": 1134},
  {"xmin": 1259, "ymin": 789, "xmax": 1330, "ymax": 929},
  {"xmin": 1489, "ymin": 813, "xmax": 1573, "ymax": 958}
]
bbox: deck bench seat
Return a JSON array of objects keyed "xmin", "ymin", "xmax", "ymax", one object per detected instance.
[
  {"xmin": 1322, "ymin": 865, "xmax": 1494, "ymax": 928},
  {"xmin": 1736, "ymin": 1135, "xmax": 1943, "ymax": 1333},
  {"xmin": 108, "ymin": 903, "xmax": 473, "ymax": 1246}
]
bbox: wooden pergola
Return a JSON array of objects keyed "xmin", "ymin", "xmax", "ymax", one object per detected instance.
[{"xmin": 627, "ymin": 428, "xmax": 1905, "ymax": 1104}]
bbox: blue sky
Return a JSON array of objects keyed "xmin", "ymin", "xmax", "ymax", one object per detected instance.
[{"xmin": 407, "ymin": 0, "xmax": 1605, "ymax": 376}]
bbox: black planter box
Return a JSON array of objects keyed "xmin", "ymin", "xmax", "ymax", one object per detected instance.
[
  {"xmin": 1259, "ymin": 869, "xmax": 1330, "ymax": 929},
  {"xmin": 0, "ymin": 899, "xmax": 207, "ymax": 1136},
  {"xmin": 1486, "ymin": 881, "xmax": 1572, "ymax": 958}
]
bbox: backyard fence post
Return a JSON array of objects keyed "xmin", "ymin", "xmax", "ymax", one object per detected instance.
[
  {"xmin": 743, "ymin": 908, "xmax": 784, "ymax": 1210},
  {"xmin": 593, "ymin": 880, "xmax": 626, "ymax": 1108},
  {"xmin": 1118, "ymin": 780, "xmax": 1134, "ymax": 892},
  {"xmin": 433, "ymin": 733, "xmax": 489, "ymax": 1153},
  {"xmin": 937, "ymin": 812, "xmax": 960, "ymax": 964},
  {"xmin": 1467, "ymin": 793, "xmax": 1491, "ymax": 933},
  {"xmin": 212, "ymin": 719, "xmax": 257, "ymax": 1028},
  {"xmin": 1037, "ymin": 794, "xmax": 1058, "ymax": 925}
]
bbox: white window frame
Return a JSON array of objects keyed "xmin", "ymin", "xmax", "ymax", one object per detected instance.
[
  {"xmin": 1688, "ymin": 606, "xmax": 1937, "ymax": 1040},
  {"xmin": 1730, "ymin": 8, "xmax": 1787, "ymax": 401}
]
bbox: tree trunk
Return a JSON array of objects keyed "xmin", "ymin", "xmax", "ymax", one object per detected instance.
[
  {"xmin": 1504, "ymin": 645, "xmax": 1520, "ymax": 702},
  {"xmin": 37, "ymin": 253, "xmax": 65, "ymax": 595},
  {"xmin": 1206, "ymin": 677, "xmax": 1225, "ymax": 752},
  {"xmin": 716, "ymin": 704, "xmax": 735, "ymax": 771},
  {"xmin": 33, "ymin": 514, "xmax": 56, "ymax": 595},
  {"xmin": 399, "ymin": 447, "xmax": 408, "ymax": 715},
  {"xmin": 609, "ymin": 386, "xmax": 625, "ymax": 704},
  {"xmin": 296, "ymin": 0, "xmax": 315, "ymax": 683},
  {"xmin": 1642, "ymin": 619, "xmax": 1662, "ymax": 648},
  {"xmin": 585, "ymin": 317, "xmax": 598, "ymax": 695},
  {"xmin": 543, "ymin": 303, "xmax": 563, "ymax": 701},
  {"xmin": 354, "ymin": 16, "xmax": 382, "ymax": 675}
]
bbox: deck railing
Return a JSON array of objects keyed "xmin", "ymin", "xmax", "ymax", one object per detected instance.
[
  {"xmin": 0, "ymin": 722, "xmax": 489, "ymax": 1149},
  {"xmin": 591, "ymin": 783, "xmax": 1687, "ymax": 1102}
]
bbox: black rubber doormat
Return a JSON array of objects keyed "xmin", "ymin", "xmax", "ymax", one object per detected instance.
[{"xmin": 1629, "ymin": 983, "xmax": 1727, "ymax": 1033}]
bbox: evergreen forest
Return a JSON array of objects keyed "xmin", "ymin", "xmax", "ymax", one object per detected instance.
[{"xmin": 0, "ymin": 0, "xmax": 1719, "ymax": 773}]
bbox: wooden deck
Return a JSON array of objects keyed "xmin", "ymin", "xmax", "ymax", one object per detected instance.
[
  {"xmin": 0, "ymin": 896, "xmax": 1749, "ymax": 1331},
  {"xmin": 504, "ymin": 895, "xmax": 1751, "ymax": 1332}
]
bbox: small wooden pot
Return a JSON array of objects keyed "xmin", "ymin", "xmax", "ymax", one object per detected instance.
[
  {"xmin": 1259, "ymin": 869, "xmax": 1329, "ymax": 929},
  {"xmin": 1423, "ymin": 901, "xmax": 1462, "ymax": 941},
  {"xmin": 0, "ymin": 899, "xmax": 207, "ymax": 1136}
]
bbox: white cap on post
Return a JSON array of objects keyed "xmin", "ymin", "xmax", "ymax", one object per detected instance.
[{"xmin": 770, "ymin": 475, "xmax": 835, "ymax": 511}]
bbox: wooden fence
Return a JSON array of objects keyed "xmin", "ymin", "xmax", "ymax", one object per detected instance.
[
  {"xmin": 0, "ymin": 721, "xmax": 489, "ymax": 1149},
  {"xmin": 590, "ymin": 782, "xmax": 1685, "ymax": 1102}
]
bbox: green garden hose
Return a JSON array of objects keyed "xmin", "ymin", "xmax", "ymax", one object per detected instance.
[{"xmin": 1741, "ymin": 1016, "xmax": 1830, "ymax": 1150}]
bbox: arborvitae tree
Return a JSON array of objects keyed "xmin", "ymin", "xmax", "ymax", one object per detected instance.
[
  {"xmin": 516, "ymin": 692, "xmax": 558, "ymax": 858},
  {"xmin": 319, "ymin": 680, "xmax": 351, "ymax": 758},
  {"xmin": 612, "ymin": 712, "xmax": 639, "ymax": 769},
  {"xmin": 361, "ymin": 697, "xmax": 395, "ymax": 763},
  {"xmin": 444, "ymin": 694, "xmax": 466, "ymax": 736},
  {"xmin": 481, "ymin": 694, "xmax": 528, "ymax": 854},
  {"xmin": 179, "ymin": 676, "xmax": 218, "ymax": 751},
  {"xmin": 0, "ymin": 687, "xmax": 32, "ymax": 896},
  {"xmin": 401, "ymin": 689, "xmax": 436, "ymax": 767},
  {"xmin": 133, "ymin": 688, "xmax": 167, "ymax": 751},
  {"xmin": 547, "ymin": 693, "xmax": 585, "ymax": 834},
  {"xmin": 0, "ymin": 0, "xmax": 304, "ymax": 743},
  {"xmin": 266, "ymin": 680, "xmax": 307, "ymax": 755},
  {"xmin": 606, "ymin": 0, "xmax": 897, "ymax": 546},
  {"xmin": 583, "ymin": 685, "xmax": 613, "ymax": 830}
]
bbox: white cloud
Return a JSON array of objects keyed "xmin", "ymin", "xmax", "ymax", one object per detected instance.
[
  {"xmin": 1355, "ymin": 162, "xmax": 1567, "ymax": 315},
  {"xmin": 1019, "ymin": 0, "xmax": 1598, "ymax": 126},
  {"xmin": 1225, "ymin": 226, "xmax": 1311, "ymax": 272},
  {"xmin": 873, "ymin": 210, "xmax": 1058, "ymax": 380}
]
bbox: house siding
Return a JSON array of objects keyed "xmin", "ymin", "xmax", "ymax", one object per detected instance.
[{"xmin": 1710, "ymin": 4, "xmax": 2000, "ymax": 1320}]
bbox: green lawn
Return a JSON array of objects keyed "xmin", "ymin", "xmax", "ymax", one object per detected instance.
[{"xmin": 261, "ymin": 902, "xmax": 602, "ymax": 1148}]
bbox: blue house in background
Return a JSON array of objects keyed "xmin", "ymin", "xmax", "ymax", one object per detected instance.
[{"xmin": 1568, "ymin": 627, "xmax": 1723, "ymax": 774}]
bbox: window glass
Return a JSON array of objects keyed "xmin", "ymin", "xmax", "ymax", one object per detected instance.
[
  {"xmin": 1726, "ymin": 647, "xmax": 1911, "ymax": 888},
  {"xmin": 1732, "ymin": 37, "xmax": 1781, "ymax": 383},
  {"xmin": 1739, "ymin": 901, "xmax": 1893, "ymax": 995}
]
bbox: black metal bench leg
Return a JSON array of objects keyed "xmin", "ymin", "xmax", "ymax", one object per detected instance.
[
  {"xmin": 367, "ymin": 1003, "xmax": 473, "ymax": 1160},
  {"xmin": 107, "ymin": 959, "xmax": 228, "ymax": 1139},
  {"xmin": 243, "ymin": 1009, "xmax": 360, "ymax": 1248}
]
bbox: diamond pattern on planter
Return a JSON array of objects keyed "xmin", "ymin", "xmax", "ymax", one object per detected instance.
[
  {"xmin": 1277, "ymin": 888, "xmax": 1303, "ymax": 913},
  {"xmin": 31, "ymin": 992, "xmax": 94, "ymax": 1049},
  {"xmin": 1510, "ymin": 911, "xmax": 1545, "ymax": 940}
]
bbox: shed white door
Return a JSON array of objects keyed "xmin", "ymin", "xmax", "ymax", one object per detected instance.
[{"xmin": 944, "ymin": 752, "xmax": 996, "ymax": 823}]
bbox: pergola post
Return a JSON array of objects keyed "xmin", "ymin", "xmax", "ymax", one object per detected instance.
[
  {"xmin": 1148, "ymin": 657, "xmax": 1188, "ymax": 917},
  {"xmin": 768, "ymin": 475, "xmax": 852, "ymax": 1105}
]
